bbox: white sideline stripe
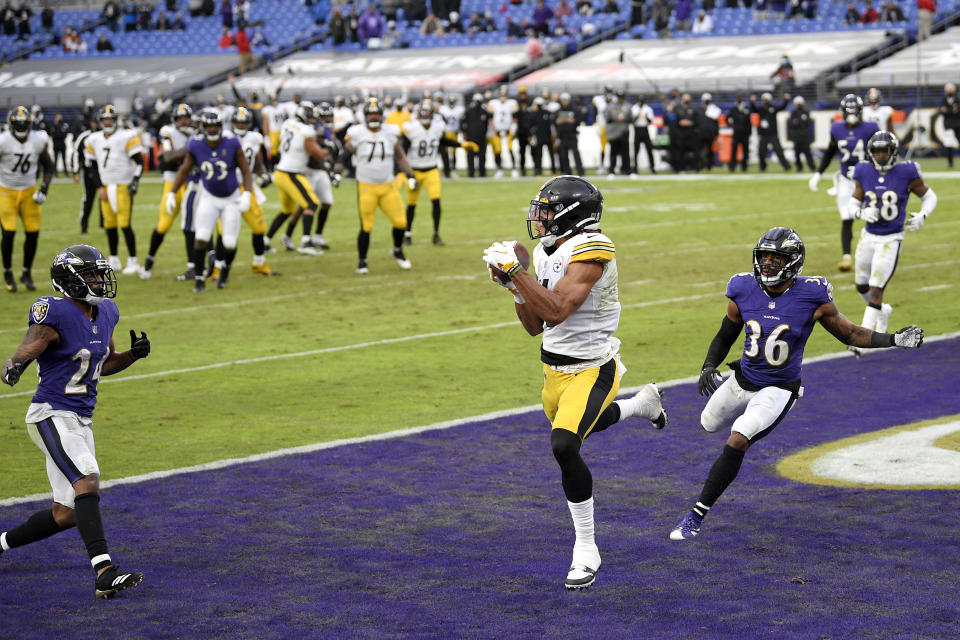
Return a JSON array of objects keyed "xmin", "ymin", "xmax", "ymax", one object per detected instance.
[
  {"xmin": 917, "ymin": 284, "xmax": 953, "ymax": 291},
  {"xmin": 2, "ymin": 330, "xmax": 958, "ymax": 508}
]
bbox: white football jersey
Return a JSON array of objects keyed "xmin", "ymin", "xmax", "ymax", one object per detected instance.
[
  {"xmin": 332, "ymin": 105, "xmax": 355, "ymax": 132},
  {"xmin": 534, "ymin": 232, "xmax": 620, "ymax": 361},
  {"xmin": 276, "ymin": 119, "xmax": 316, "ymax": 174},
  {"xmin": 0, "ymin": 129, "xmax": 49, "ymax": 190},
  {"xmin": 261, "ymin": 104, "xmax": 284, "ymax": 134},
  {"xmin": 402, "ymin": 118, "xmax": 446, "ymax": 170},
  {"xmin": 488, "ymin": 97, "xmax": 518, "ymax": 133},
  {"xmin": 235, "ymin": 128, "xmax": 263, "ymax": 180},
  {"xmin": 438, "ymin": 103, "xmax": 464, "ymax": 134},
  {"xmin": 214, "ymin": 104, "xmax": 236, "ymax": 132},
  {"xmin": 158, "ymin": 123, "xmax": 191, "ymax": 182},
  {"xmin": 863, "ymin": 104, "xmax": 894, "ymax": 131},
  {"xmin": 85, "ymin": 128, "xmax": 143, "ymax": 185},
  {"xmin": 592, "ymin": 95, "xmax": 609, "ymax": 126},
  {"xmin": 345, "ymin": 123, "xmax": 401, "ymax": 184}
]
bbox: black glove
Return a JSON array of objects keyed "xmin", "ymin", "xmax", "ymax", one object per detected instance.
[
  {"xmin": 129, "ymin": 330, "xmax": 150, "ymax": 359},
  {"xmin": 129, "ymin": 176, "xmax": 140, "ymax": 196},
  {"xmin": 698, "ymin": 366, "xmax": 722, "ymax": 397},
  {"xmin": 2, "ymin": 360, "xmax": 25, "ymax": 386}
]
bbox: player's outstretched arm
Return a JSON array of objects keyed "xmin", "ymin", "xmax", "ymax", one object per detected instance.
[
  {"xmin": 699, "ymin": 300, "xmax": 743, "ymax": 396},
  {"xmin": 101, "ymin": 331, "xmax": 151, "ymax": 376},
  {"xmin": 1, "ymin": 324, "xmax": 60, "ymax": 385},
  {"xmin": 815, "ymin": 301, "xmax": 923, "ymax": 349}
]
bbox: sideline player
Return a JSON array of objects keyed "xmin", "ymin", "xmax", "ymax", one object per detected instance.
[
  {"xmin": 141, "ymin": 103, "xmax": 195, "ymax": 280},
  {"xmin": 1, "ymin": 243, "xmax": 150, "ymax": 598},
  {"xmin": 230, "ymin": 106, "xmax": 275, "ymax": 276},
  {"xmin": 482, "ymin": 175, "xmax": 667, "ymax": 589},
  {"xmin": 862, "ymin": 88, "xmax": 894, "ymax": 133},
  {"xmin": 85, "ymin": 105, "xmax": 145, "ymax": 276},
  {"xmin": 401, "ymin": 99, "xmax": 478, "ymax": 245},
  {"xmin": 338, "ymin": 97, "xmax": 416, "ymax": 275},
  {"xmin": 1, "ymin": 105, "xmax": 53, "ymax": 292},
  {"xmin": 487, "ymin": 86, "xmax": 519, "ymax": 178},
  {"xmin": 165, "ymin": 110, "xmax": 253, "ymax": 292},
  {"xmin": 845, "ymin": 131, "xmax": 937, "ymax": 339},
  {"xmin": 264, "ymin": 102, "xmax": 328, "ymax": 256},
  {"xmin": 808, "ymin": 95, "xmax": 879, "ymax": 271},
  {"xmin": 669, "ymin": 227, "xmax": 924, "ymax": 541}
]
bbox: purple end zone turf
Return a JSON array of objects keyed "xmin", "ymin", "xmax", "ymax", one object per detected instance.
[{"xmin": 2, "ymin": 341, "xmax": 959, "ymax": 639}]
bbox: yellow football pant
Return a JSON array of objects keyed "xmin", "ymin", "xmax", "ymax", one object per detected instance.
[
  {"xmin": 407, "ymin": 168, "xmax": 442, "ymax": 206},
  {"xmin": 357, "ymin": 181, "xmax": 406, "ymax": 232},
  {"xmin": 274, "ymin": 170, "xmax": 319, "ymax": 215},
  {"xmin": 542, "ymin": 357, "xmax": 620, "ymax": 439},
  {"xmin": 0, "ymin": 185, "xmax": 41, "ymax": 232},
  {"xmin": 156, "ymin": 181, "xmax": 186, "ymax": 234},
  {"xmin": 100, "ymin": 183, "xmax": 133, "ymax": 229}
]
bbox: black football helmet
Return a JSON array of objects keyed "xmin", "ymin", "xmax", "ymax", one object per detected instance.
[
  {"xmin": 866, "ymin": 131, "xmax": 899, "ymax": 173},
  {"xmin": 753, "ymin": 227, "xmax": 805, "ymax": 288},
  {"xmin": 173, "ymin": 103, "xmax": 194, "ymax": 133},
  {"xmin": 317, "ymin": 101, "xmax": 334, "ymax": 127},
  {"xmin": 866, "ymin": 87, "xmax": 882, "ymax": 106},
  {"xmin": 294, "ymin": 101, "xmax": 318, "ymax": 125},
  {"xmin": 98, "ymin": 104, "xmax": 119, "ymax": 134},
  {"xmin": 232, "ymin": 106, "xmax": 253, "ymax": 133},
  {"xmin": 363, "ymin": 98, "xmax": 383, "ymax": 129},
  {"xmin": 198, "ymin": 109, "xmax": 222, "ymax": 142},
  {"xmin": 417, "ymin": 100, "xmax": 434, "ymax": 126},
  {"xmin": 51, "ymin": 244, "xmax": 117, "ymax": 305},
  {"xmin": 840, "ymin": 94, "xmax": 863, "ymax": 126},
  {"xmin": 527, "ymin": 175, "xmax": 603, "ymax": 243},
  {"xmin": 7, "ymin": 105, "xmax": 31, "ymax": 142}
]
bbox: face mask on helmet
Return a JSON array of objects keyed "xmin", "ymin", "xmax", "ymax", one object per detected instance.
[
  {"xmin": 7, "ymin": 106, "xmax": 30, "ymax": 141},
  {"xmin": 99, "ymin": 105, "xmax": 119, "ymax": 134},
  {"xmin": 418, "ymin": 102, "xmax": 433, "ymax": 126},
  {"xmin": 233, "ymin": 108, "xmax": 252, "ymax": 133},
  {"xmin": 295, "ymin": 101, "xmax": 317, "ymax": 125},
  {"xmin": 50, "ymin": 245, "xmax": 118, "ymax": 305},
  {"xmin": 364, "ymin": 99, "xmax": 382, "ymax": 129},
  {"xmin": 752, "ymin": 227, "xmax": 804, "ymax": 288},
  {"xmin": 867, "ymin": 131, "xmax": 899, "ymax": 173},
  {"xmin": 318, "ymin": 102, "xmax": 334, "ymax": 127},
  {"xmin": 841, "ymin": 94, "xmax": 862, "ymax": 126},
  {"xmin": 527, "ymin": 176, "xmax": 603, "ymax": 244},
  {"xmin": 199, "ymin": 111, "xmax": 222, "ymax": 142}
]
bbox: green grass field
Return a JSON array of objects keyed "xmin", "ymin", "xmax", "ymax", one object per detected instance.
[{"xmin": 1, "ymin": 165, "xmax": 957, "ymax": 499}]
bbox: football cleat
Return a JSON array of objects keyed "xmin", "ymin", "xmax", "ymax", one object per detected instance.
[
  {"xmin": 280, "ymin": 234, "xmax": 295, "ymax": 251},
  {"xmin": 669, "ymin": 511, "xmax": 703, "ymax": 541},
  {"xmin": 432, "ymin": 234, "xmax": 444, "ymax": 246},
  {"xmin": 837, "ymin": 254, "xmax": 853, "ymax": 272},
  {"xmin": 108, "ymin": 256, "xmax": 122, "ymax": 271},
  {"xmin": 391, "ymin": 247, "xmax": 412, "ymax": 270},
  {"xmin": 138, "ymin": 267, "xmax": 151, "ymax": 280},
  {"xmin": 250, "ymin": 263, "xmax": 275, "ymax": 276},
  {"xmin": 4, "ymin": 270, "xmax": 16, "ymax": 292},
  {"xmin": 623, "ymin": 383, "xmax": 668, "ymax": 429},
  {"xmin": 203, "ymin": 250, "xmax": 216, "ymax": 279},
  {"xmin": 263, "ymin": 237, "xmax": 277, "ymax": 254},
  {"xmin": 94, "ymin": 566, "xmax": 143, "ymax": 599},
  {"xmin": 192, "ymin": 278, "xmax": 205, "ymax": 293},
  {"xmin": 565, "ymin": 564, "xmax": 598, "ymax": 590},
  {"xmin": 216, "ymin": 266, "xmax": 230, "ymax": 289},
  {"xmin": 121, "ymin": 258, "xmax": 140, "ymax": 275},
  {"xmin": 311, "ymin": 235, "xmax": 330, "ymax": 250},
  {"xmin": 403, "ymin": 231, "xmax": 413, "ymax": 246},
  {"xmin": 848, "ymin": 345, "xmax": 863, "ymax": 359},
  {"xmin": 297, "ymin": 239, "xmax": 322, "ymax": 256},
  {"xmin": 19, "ymin": 271, "xmax": 35, "ymax": 291},
  {"xmin": 175, "ymin": 267, "xmax": 196, "ymax": 281},
  {"xmin": 356, "ymin": 259, "xmax": 369, "ymax": 275}
]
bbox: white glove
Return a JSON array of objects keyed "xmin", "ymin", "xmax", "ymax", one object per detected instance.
[
  {"xmin": 407, "ymin": 177, "xmax": 418, "ymax": 191},
  {"xmin": 165, "ymin": 191, "xmax": 177, "ymax": 215},
  {"xmin": 808, "ymin": 172, "xmax": 821, "ymax": 192},
  {"xmin": 32, "ymin": 189, "xmax": 46, "ymax": 204},
  {"xmin": 857, "ymin": 207, "xmax": 879, "ymax": 223},
  {"xmin": 331, "ymin": 172, "xmax": 342, "ymax": 188},
  {"xmin": 488, "ymin": 264, "xmax": 517, "ymax": 291},
  {"xmin": 893, "ymin": 325, "xmax": 923, "ymax": 348},
  {"xmin": 238, "ymin": 190, "xmax": 252, "ymax": 213},
  {"xmin": 482, "ymin": 241, "xmax": 523, "ymax": 278},
  {"xmin": 905, "ymin": 211, "xmax": 927, "ymax": 231}
]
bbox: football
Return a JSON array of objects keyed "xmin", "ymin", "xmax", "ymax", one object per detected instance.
[{"xmin": 491, "ymin": 242, "xmax": 531, "ymax": 284}]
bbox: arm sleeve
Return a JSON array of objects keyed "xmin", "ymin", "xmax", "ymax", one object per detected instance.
[
  {"xmin": 815, "ymin": 138, "xmax": 838, "ymax": 173},
  {"xmin": 702, "ymin": 315, "xmax": 743, "ymax": 370}
]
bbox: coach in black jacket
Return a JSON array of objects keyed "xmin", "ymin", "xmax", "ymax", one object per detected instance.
[
  {"xmin": 726, "ymin": 95, "xmax": 752, "ymax": 172},
  {"xmin": 787, "ymin": 96, "xmax": 815, "ymax": 172},
  {"xmin": 750, "ymin": 91, "xmax": 791, "ymax": 171},
  {"xmin": 462, "ymin": 93, "xmax": 491, "ymax": 178}
]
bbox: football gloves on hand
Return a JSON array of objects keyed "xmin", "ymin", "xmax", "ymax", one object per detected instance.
[
  {"xmin": 488, "ymin": 265, "xmax": 518, "ymax": 291},
  {"xmin": 128, "ymin": 176, "xmax": 140, "ymax": 196},
  {"xmin": 256, "ymin": 173, "xmax": 272, "ymax": 188},
  {"xmin": 905, "ymin": 211, "xmax": 927, "ymax": 231},
  {"xmin": 807, "ymin": 172, "xmax": 821, "ymax": 192},
  {"xmin": 893, "ymin": 325, "xmax": 923, "ymax": 348},
  {"xmin": 238, "ymin": 191, "xmax": 252, "ymax": 213},
  {"xmin": 857, "ymin": 207, "xmax": 880, "ymax": 223},
  {"xmin": 407, "ymin": 177, "xmax": 418, "ymax": 191},
  {"xmin": 33, "ymin": 186, "xmax": 47, "ymax": 204},
  {"xmin": 129, "ymin": 330, "xmax": 151, "ymax": 359},
  {"xmin": 461, "ymin": 141, "xmax": 479, "ymax": 153},
  {"xmin": 698, "ymin": 366, "xmax": 722, "ymax": 396},
  {"xmin": 482, "ymin": 241, "xmax": 524, "ymax": 278},
  {"xmin": 331, "ymin": 172, "xmax": 342, "ymax": 188},
  {"xmin": 1, "ymin": 359, "xmax": 25, "ymax": 386},
  {"xmin": 165, "ymin": 192, "xmax": 177, "ymax": 215}
]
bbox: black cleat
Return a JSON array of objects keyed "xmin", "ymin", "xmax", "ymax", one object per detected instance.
[
  {"xmin": 175, "ymin": 267, "xmax": 196, "ymax": 281},
  {"xmin": 217, "ymin": 266, "xmax": 230, "ymax": 289},
  {"xmin": 4, "ymin": 270, "xmax": 17, "ymax": 292},
  {"xmin": 95, "ymin": 565, "xmax": 143, "ymax": 599},
  {"xmin": 192, "ymin": 278, "xmax": 205, "ymax": 293},
  {"xmin": 356, "ymin": 259, "xmax": 369, "ymax": 275},
  {"xmin": 19, "ymin": 271, "xmax": 35, "ymax": 291},
  {"xmin": 432, "ymin": 234, "xmax": 444, "ymax": 246}
]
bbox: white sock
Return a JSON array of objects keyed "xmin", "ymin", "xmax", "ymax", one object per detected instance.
[
  {"xmin": 613, "ymin": 398, "xmax": 636, "ymax": 421},
  {"xmin": 568, "ymin": 497, "xmax": 595, "ymax": 548},
  {"xmin": 252, "ymin": 254, "xmax": 265, "ymax": 266},
  {"xmin": 861, "ymin": 305, "xmax": 881, "ymax": 331},
  {"xmin": 876, "ymin": 304, "xmax": 892, "ymax": 333},
  {"xmin": 214, "ymin": 260, "xmax": 225, "ymax": 270}
]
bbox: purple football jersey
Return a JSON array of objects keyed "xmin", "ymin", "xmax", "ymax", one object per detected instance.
[
  {"xmin": 188, "ymin": 134, "xmax": 242, "ymax": 197},
  {"xmin": 726, "ymin": 273, "xmax": 833, "ymax": 387},
  {"xmin": 830, "ymin": 120, "xmax": 880, "ymax": 179},
  {"xmin": 29, "ymin": 296, "xmax": 119, "ymax": 417},
  {"xmin": 852, "ymin": 160, "xmax": 920, "ymax": 235}
]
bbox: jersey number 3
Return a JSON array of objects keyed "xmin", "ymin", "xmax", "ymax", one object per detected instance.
[{"xmin": 743, "ymin": 321, "xmax": 791, "ymax": 367}]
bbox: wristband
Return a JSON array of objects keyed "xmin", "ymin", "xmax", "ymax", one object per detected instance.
[{"xmin": 513, "ymin": 293, "xmax": 525, "ymax": 304}]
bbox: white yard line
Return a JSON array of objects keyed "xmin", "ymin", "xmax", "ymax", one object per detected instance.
[{"xmin": 1, "ymin": 332, "xmax": 957, "ymax": 507}]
